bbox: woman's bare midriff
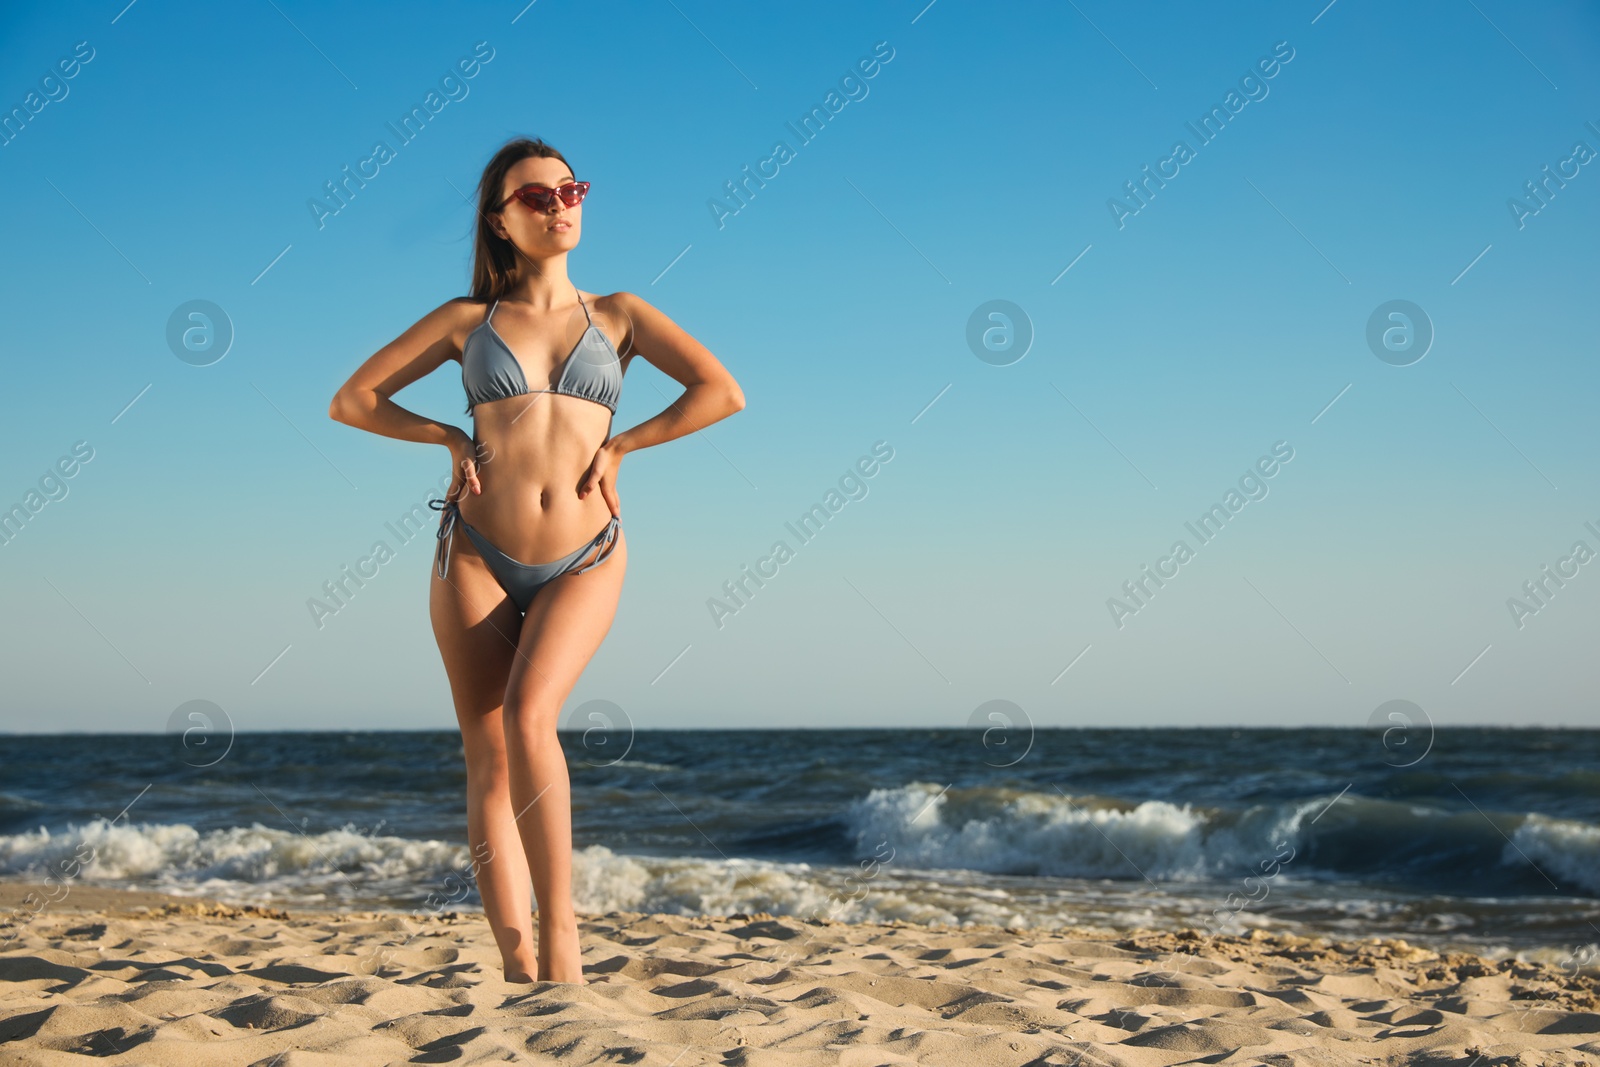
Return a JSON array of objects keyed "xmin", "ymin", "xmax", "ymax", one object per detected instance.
[{"xmin": 457, "ymin": 392, "xmax": 616, "ymax": 564}]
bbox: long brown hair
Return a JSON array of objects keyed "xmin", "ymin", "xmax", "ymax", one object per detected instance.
[{"xmin": 468, "ymin": 137, "xmax": 572, "ymax": 302}]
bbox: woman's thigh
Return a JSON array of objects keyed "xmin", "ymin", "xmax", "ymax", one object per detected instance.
[
  {"xmin": 430, "ymin": 535, "xmax": 523, "ymax": 722},
  {"xmin": 505, "ymin": 531, "xmax": 628, "ymax": 723}
]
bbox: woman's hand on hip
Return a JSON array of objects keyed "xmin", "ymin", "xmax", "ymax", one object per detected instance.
[
  {"xmin": 579, "ymin": 440, "xmax": 623, "ymax": 517},
  {"xmin": 446, "ymin": 427, "xmax": 484, "ymax": 502}
]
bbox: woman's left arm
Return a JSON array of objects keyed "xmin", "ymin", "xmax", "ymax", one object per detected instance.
[{"xmin": 579, "ymin": 291, "xmax": 745, "ymax": 514}]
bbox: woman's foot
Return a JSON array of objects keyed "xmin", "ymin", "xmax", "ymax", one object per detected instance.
[
  {"xmin": 537, "ymin": 917, "xmax": 586, "ymax": 984},
  {"xmin": 502, "ymin": 950, "xmax": 540, "ymax": 984}
]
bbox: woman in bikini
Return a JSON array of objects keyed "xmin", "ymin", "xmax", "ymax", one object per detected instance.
[{"xmin": 329, "ymin": 137, "xmax": 745, "ymax": 983}]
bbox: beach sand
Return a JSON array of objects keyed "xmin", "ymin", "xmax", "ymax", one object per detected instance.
[{"xmin": 1, "ymin": 883, "xmax": 1596, "ymax": 1066}]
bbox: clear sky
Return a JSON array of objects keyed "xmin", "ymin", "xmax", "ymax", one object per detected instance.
[{"xmin": 2, "ymin": 0, "xmax": 1597, "ymax": 733}]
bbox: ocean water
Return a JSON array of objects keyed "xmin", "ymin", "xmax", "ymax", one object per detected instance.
[{"xmin": 1, "ymin": 727, "xmax": 1596, "ymax": 966}]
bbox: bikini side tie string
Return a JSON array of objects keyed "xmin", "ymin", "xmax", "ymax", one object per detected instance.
[
  {"xmin": 430, "ymin": 498, "xmax": 459, "ymax": 580},
  {"xmin": 571, "ymin": 515, "xmax": 622, "ymax": 576}
]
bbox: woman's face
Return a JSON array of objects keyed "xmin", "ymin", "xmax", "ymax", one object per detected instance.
[{"xmin": 492, "ymin": 155, "xmax": 581, "ymax": 255}]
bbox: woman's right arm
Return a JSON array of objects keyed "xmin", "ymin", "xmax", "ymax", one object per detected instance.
[{"xmin": 329, "ymin": 298, "xmax": 482, "ymax": 498}]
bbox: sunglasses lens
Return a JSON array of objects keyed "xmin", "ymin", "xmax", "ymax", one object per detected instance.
[{"xmin": 509, "ymin": 182, "xmax": 588, "ymax": 210}]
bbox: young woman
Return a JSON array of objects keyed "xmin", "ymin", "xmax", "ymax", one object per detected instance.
[{"xmin": 329, "ymin": 137, "xmax": 745, "ymax": 983}]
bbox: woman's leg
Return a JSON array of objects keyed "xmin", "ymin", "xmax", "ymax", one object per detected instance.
[
  {"xmin": 502, "ymin": 530, "xmax": 628, "ymax": 984},
  {"xmin": 429, "ymin": 538, "xmax": 540, "ymax": 981}
]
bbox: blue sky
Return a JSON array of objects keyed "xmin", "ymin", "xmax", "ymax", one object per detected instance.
[{"xmin": 1, "ymin": 0, "xmax": 1597, "ymax": 732}]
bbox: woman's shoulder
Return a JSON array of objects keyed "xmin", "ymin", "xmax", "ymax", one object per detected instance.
[
  {"xmin": 459, "ymin": 296, "xmax": 497, "ymax": 328},
  {"xmin": 417, "ymin": 297, "xmax": 495, "ymax": 360},
  {"xmin": 419, "ymin": 295, "xmax": 494, "ymax": 324},
  {"xmin": 590, "ymin": 289, "xmax": 659, "ymax": 322},
  {"xmin": 587, "ymin": 290, "xmax": 649, "ymax": 354}
]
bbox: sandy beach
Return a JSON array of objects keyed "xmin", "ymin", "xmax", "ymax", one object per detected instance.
[{"xmin": 1, "ymin": 884, "xmax": 1596, "ymax": 1066}]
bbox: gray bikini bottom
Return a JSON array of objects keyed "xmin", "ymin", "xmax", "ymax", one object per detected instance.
[{"xmin": 431, "ymin": 498, "xmax": 620, "ymax": 614}]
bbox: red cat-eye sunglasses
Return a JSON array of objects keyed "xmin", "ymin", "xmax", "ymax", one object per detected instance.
[{"xmin": 496, "ymin": 181, "xmax": 590, "ymax": 212}]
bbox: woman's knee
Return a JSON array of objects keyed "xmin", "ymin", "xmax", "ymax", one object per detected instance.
[
  {"xmin": 457, "ymin": 724, "xmax": 511, "ymax": 783},
  {"xmin": 464, "ymin": 746, "xmax": 511, "ymax": 789},
  {"xmin": 502, "ymin": 698, "xmax": 563, "ymax": 749}
]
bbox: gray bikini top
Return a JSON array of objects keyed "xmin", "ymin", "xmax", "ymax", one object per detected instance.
[{"xmin": 461, "ymin": 286, "xmax": 623, "ymax": 415}]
